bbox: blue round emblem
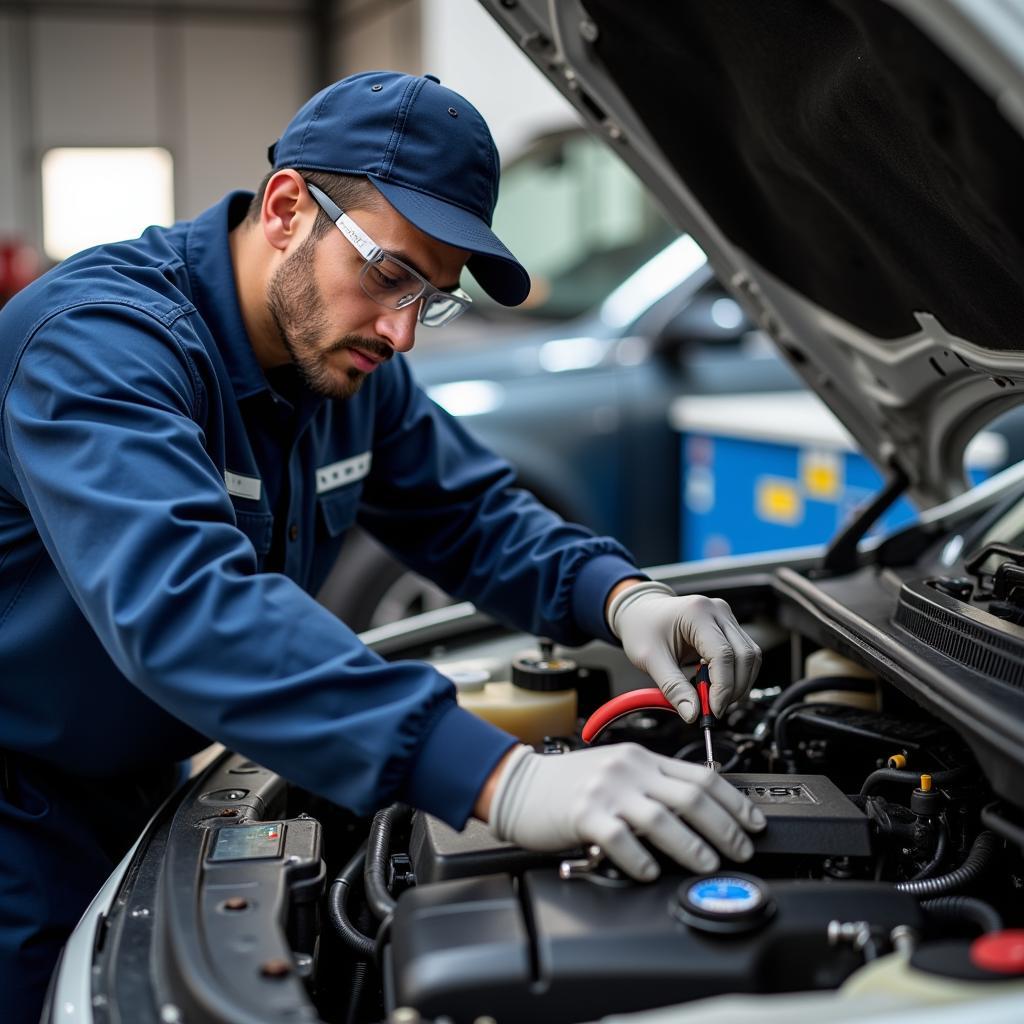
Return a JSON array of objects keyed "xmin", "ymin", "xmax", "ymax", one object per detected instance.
[{"xmin": 687, "ymin": 876, "xmax": 764, "ymax": 915}]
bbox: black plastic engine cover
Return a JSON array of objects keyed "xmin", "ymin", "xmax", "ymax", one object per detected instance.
[
  {"xmin": 409, "ymin": 773, "xmax": 869, "ymax": 885},
  {"xmin": 725, "ymin": 773, "xmax": 871, "ymax": 856},
  {"xmin": 387, "ymin": 873, "xmax": 923, "ymax": 1024}
]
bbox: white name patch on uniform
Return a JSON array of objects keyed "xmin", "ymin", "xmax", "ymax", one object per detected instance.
[
  {"xmin": 317, "ymin": 452, "xmax": 372, "ymax": 494},
  {"xmin": 224, "ymin": 470, "xmax": 262, "ymax": 501}
]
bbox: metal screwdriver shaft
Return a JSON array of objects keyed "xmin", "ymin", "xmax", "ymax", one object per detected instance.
[{"xmin": 695, "ymin": 663, "xmax": 716, "ymax": 769}]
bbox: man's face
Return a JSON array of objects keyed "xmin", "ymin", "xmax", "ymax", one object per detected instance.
[{"xmin": 266, "ymin": 201, "xmax": 469, "ymax": 400}]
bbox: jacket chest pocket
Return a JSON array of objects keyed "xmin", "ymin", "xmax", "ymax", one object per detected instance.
[
  {"xmin": 235, "ymin": 509, "xmax": 274, "ymax": 558},
  {"xmin": 318, "ymin": 484, "xmax": 362, "ymax": 539}
]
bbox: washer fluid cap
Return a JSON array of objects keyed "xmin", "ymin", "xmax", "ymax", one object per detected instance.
[
  {"xmin": 435, "ymin": 660, "xmax": 493, "ymax": 692},
  {"xmin": 446, "ymin": 669, "xmax": 489, "ymax": 692},
  {"xmin": 512, "ymin": 650, "xmax": 578, "ymax": 692},
  {"xmin": 971, "ymin": 930, "xmax": 1024, "ymax": 975}
]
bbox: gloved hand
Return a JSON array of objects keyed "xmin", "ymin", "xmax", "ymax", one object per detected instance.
[
  {"xmin": 608, "ymin": 581, "xmax": 761, "ymax": 722},
  {"xmin": 488, "ymin": 743, "xmax": 766, "ymax": 881}
]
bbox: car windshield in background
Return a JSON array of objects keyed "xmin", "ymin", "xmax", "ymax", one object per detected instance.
[{"xmin": 464, "ymin": 128, "xmax": 677, "ymax": 320}]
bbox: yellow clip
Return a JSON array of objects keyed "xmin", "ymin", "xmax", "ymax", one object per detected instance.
[
  {"xmin": 887, "ymin": 753, "xmax": 908, "ymax": 769},
  {"xmin": 920, "ymin": 774, "xmax": 933, "ymax": 792}
]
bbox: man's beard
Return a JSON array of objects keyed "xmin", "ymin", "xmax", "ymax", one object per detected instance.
[{"xmin": 266, "ymin": 233, "xmax": 392, "ymax": 400}]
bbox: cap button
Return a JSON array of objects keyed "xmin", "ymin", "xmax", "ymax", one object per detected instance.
[{"xmin": 424, "ymin": 74, "xmax": 441, "ymax": 83}]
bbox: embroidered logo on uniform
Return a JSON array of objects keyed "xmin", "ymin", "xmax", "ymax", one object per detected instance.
[
  {"xmin": 317, "ymin": 452, "xmax": 372, "ymax": 494},
  {"xmin": 224, "ymin": 470, "xmax": 262, "ymax": 501}
]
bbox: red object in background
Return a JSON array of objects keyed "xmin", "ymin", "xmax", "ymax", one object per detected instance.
[
  {"xmin": 0, "ymin": 238, "xmax": 41, "ymax": 303},
  {"xmin": 971, "ymin": 930, "xmax": 1024, "ymax": 975}
]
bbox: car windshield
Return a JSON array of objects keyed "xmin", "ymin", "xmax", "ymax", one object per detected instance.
[{"xmin": 463, "ymin": 128, "xmax": 677, "ymax": 320}]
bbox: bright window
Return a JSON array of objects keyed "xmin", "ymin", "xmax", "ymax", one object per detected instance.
[{"xmin": 41, "ymin": 147, "xmax": 174, "ymax": 262}]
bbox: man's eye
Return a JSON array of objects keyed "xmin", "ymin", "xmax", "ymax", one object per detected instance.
[{"xmin": 369, "ymin": 266, "xmax": 400, "ymax": 289}]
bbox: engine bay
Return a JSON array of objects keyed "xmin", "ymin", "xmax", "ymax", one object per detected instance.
[{"xmin": 85, "ymin": 494, "xmax": 1024, "ymax": 1023}]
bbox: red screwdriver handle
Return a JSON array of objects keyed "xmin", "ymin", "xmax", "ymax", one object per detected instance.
[{"xmin": 695, "ymin": 663, "xmax": 715, "ymax": 730}]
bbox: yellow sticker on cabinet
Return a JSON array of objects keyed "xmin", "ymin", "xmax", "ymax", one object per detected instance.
[
  {"xmin": 756, "ymin": 477, "xmax": 804, "ymax": 526},
  {"xmin": 801, "ymin": 449, "xmax": 842, "ymax": 502}
]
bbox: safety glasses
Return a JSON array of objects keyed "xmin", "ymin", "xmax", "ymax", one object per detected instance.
[{"xmin": 304, "ymin": 180, "xmax": 473, "ymax": 328}]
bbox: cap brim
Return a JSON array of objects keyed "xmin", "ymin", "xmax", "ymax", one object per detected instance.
[{"xmin": 368, "ymin": 178, "xmax": 531, "ymax": 307}]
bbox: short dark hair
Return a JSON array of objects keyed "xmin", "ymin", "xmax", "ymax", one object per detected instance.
[{"xmin": 247, "ymin": 169, "xmax": 383, "ymax": 240}]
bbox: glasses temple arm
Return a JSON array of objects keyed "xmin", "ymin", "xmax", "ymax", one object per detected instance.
[{"xmin": 304, "ymin": 180, "xmax": 381, "ymax": 262}]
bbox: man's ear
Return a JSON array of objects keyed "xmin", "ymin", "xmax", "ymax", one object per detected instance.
[{"xmin": 261, "ymin": 170, "xmax": 312, "ymax": 253}]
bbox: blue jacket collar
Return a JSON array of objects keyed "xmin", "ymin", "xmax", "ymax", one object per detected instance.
[{"xmin": 186, "ymin": 191, "xmax": 269, "ymax": 401}]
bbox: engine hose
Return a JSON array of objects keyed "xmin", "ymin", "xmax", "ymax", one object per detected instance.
[
  {"xmin": 860, "ymin": 764, "xmax": 973, "ymax": 798},
  {"xmin": 909, "ymin": 817, "xmax": 949, "ymax": 880},
  {"xmin": 981, "ymin": 800, "xmax": 1024, "ymax": 851},
  {"xmin": 895, "ymin": 830, "xmax": 999, "ymax": 896},
  {"xmin": 328, "ymin": 844, "xmax": 376, "ymax": 957},
  {"xmin": 773, "ymin": 700, "xmax": 854, "ymax": 757},
  {"xmin": 364, "ymin": 803, "xmax": 412, "ymax": 921},
  {"xmin": 769, "ymin": 675, "xmax": 877, "ymax": 718},
  {"xmin": 920, "ymin": 896, "xmax": 1003, "ymax": 935},
  {"xmin": 582, "ymin": 689, "xmax": 674, "ymax": 744},
  {"xmin": 345, "ymin": 959, "xmax": 370, "ymax": 1024}
]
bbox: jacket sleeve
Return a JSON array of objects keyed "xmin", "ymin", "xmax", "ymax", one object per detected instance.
[
  {"xmin": 0, "ymin": 304, "xmax": 515, "ymax": 828},
  {"xmin": 359, "ymin": 356, "xmax": 643, "ymax": 647}
]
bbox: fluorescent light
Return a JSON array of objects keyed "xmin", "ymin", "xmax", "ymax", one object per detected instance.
[{"xmin": 42, "ymin": 147, "xmax": 174, "ymax": 261}]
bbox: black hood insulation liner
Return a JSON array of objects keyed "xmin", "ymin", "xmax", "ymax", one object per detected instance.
[{"xmin": 584, "ymin": 0, "xmax": 1024, "ymax": 351}]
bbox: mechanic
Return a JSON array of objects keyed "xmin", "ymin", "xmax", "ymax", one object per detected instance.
[{"xmin": 0, "ymin": 71, "xmax": 765, "ymax": 1020}]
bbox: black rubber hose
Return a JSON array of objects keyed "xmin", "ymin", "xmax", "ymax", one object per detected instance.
[
  {"xmin": 774, "ymin": 700, "xmax": 856, "ymax": 756},
  {"xmin": 981, "ymin": 800, "xmax": 1024, "ymax": 851},
  {"xmin": 328, "ymin": 844, "xmax": 376, "ymax": 957},
  {"xmin": 759, "ymin": 676, "xmax": 875, "ymax": 745},
  {"xmin": 345, "ymin": 959, "xmax": 370, "ymax": 1024},
  {"xmin": 860, "ymin": 764, "xmax": 973, "ymax": 798},
  {"xmin": 770, "ymin": 675, "xmax": 877, "ymax": 717},
  {"xmin": 909, "ymin": 817, "xmax": 949, "ymax": 880},
  {"xmin": 364, "ymin": 803, "xmax": 412, "ymax": 921},
  {"xmin": 920, "ymin": 896, "xmax": 1003, "ymax": 935},
  {"xmin": 895, "ymin": 831, "xmax": 999, "ymax": 895}
]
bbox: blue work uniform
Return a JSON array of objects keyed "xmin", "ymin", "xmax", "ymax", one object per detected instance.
[{"xmin": 0, "ymin": 191, "xmax": 640, "ymax": 1019}]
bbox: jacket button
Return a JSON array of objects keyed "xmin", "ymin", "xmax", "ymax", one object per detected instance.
[{"xmin": 288, "ymin": 523, "xmax": 299, "ymax": 542}]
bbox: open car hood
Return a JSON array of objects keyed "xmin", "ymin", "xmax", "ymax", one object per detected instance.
[{"xmin": 480, "ymin": 0, "xmax": 1024, "ymax": 509}]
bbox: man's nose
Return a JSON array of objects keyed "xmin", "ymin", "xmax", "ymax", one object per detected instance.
[{"xmin": 375, "ymin": 301, "xmax": 419, "ymax": 354}]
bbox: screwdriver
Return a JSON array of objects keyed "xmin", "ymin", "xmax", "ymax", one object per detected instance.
[{"xmin": 695, "ymin": 662, "xmax": 717, "ymax": 770}]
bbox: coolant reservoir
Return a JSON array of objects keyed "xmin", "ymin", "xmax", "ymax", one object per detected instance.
[
  {"xmin": 440, "ymin": 646, "xmax": 578, "ymax": 747},
  {"xmin": 804, "ymin": 649, "xmax": 876, "ymax": 680},
  {"xmin": 841, "ymin": 940, "xmax": 1024, "ymax": 1002},
  {"xmin": 803, "ymin": 648, "xmax": 879, "ymax": 711}
]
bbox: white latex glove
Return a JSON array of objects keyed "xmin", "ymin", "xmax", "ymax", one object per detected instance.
[
  {"xmin": 488, "ymin": 744, "xmax": 766, "ymax": 881},
  {"xmin": 608, "ymin": 581, "xmax": 761, "ymax": 722}
]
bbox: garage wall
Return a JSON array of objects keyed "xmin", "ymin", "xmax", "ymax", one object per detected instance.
[
  {"xmin": 0, "ymin": 1, "xmax": 310, "ymax": 251},
  {"xmin": 332, "ymin": 0, "xmax": 422, "ymax": 78},
  {"xmin": 0, "ymin": 0, "xmax": 562, "ymax": 257},
  {"xmin": 421, "ymin": 0, "xmax": 576, "ymax": 159}
]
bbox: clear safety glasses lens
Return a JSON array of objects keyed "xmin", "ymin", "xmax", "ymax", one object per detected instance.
[
  {"xmin": 420, "ymin": 288, "xmax": 472, "ymax": 327},
  {"xmin": 359, "ymin": 256, "xmax": 471, "ymax": 326}
]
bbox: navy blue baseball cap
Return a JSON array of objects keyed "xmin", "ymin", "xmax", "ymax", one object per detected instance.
[{"xmin": 268, "ymin": 71, "xmax": 530, "ymax": 306}]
